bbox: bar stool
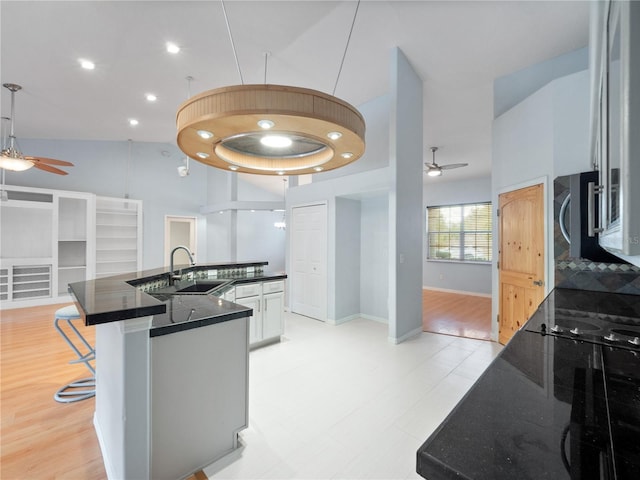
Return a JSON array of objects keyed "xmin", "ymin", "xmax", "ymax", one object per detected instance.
[{"xmin": 53, "ymin": 304, "xmax": 96, "ymax": 403}]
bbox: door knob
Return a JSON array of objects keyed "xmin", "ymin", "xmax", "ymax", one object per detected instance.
[{"xmin": 532, "ymin": 280, "xmax": 544, "ymax": 286}]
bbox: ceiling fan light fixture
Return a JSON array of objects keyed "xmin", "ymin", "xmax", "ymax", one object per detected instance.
[
  {"xmin": 1, "ymin": 83, "xmax": 73, "ymax": 175},
  {"xmin": 427, "ymin": 168, "xmax": 442, "ymax": 177},
  {"xmin": 0, "ymin": 150, "xmax": 34, "ymax": 171}
]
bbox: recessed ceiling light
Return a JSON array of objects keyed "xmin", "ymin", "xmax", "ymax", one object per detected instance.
[
  {"xmin": 341, "ymin": 152, "xmax": 353, "ymax": 159},
  {"xmin": 314, "ymin": 166, "xmax": 324, "ymax": 172},
  {"xmin": 79, "ymin": 59, "xmax": 95, "ymax": 70},
  {"xmin": 327, "ymin": 131, "xmax": 342, "ymax": 140},
  {"xmin": 277, "ymin": 171, "xmax": 285, "ymax": 176},
  {"xmin": 128, "ymin": 119, "xmax": 139, "ymax": 126},
  {"xmin": 197, "ymin": 130, "xmax": 214, "ymax": 139},
  {"xmin": 260, "ymin": 135, "xmax": 292, "ymax": 148},
  {"xmin": 196, "ymin": 152, "xmax": 210, "ymax": 159},
  {"xmin": 257, "ymin": 119, "xmax": 275, "ymax": 129},
  {"xmin": 145, "ymin": 93, "xmax": 157, "ymax": 102},
  {"xmin": 166, "ymin": 42, "xmax": 180, "ymax": 54},
  {"xmin": 229, "ymin": 165, "xmax": 239, "ymax": 171}
]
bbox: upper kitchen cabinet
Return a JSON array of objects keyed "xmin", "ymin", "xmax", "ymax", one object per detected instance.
[{"xmin": 591, "ymin": 0, "xmax": 640, "ymax": 264}]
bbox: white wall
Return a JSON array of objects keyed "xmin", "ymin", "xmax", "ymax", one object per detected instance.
[
  {"xmin": 492, "ymin": 68, "xmax": 591, "ymax": 339},
  {"xmin": 423, "ymin": 176, "xmax": 492, "ymax": 295},
  {"xmin": 388, "ymin": 48, "xmax": 424, "ymax": 343},
  {"xmin": 334, "ymin": 197, "xmax": 361, "ymax": 321},
  {"xmin": 360, "ymin": 194, "xmax": 389, "ymax": 321}
]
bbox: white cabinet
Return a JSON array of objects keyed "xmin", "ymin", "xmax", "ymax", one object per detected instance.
[
  {"xmin": 95, "ymin": 197, "xmax": 142, "ymax": 278},
  {"xmin": 591, "ymin": 0, "xmax": 640, "ymax": 263},
  {"xmin": 234, "ymin": 280, "xmax": 284, "ymax": 347}
]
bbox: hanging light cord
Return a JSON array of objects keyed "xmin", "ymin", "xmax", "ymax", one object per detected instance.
[
  {"xmin": 263, "ymin": 52, "xmax": 270, "ymax": 84},
  {"xmin": 221, "ymin": 0, "xmax": 244, "ymax": 85},
  {"xmin": 332, "ymin": 0, "xmax": 361, "ymax": 96}
]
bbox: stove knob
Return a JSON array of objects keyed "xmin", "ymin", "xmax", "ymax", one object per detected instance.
[
  {"xmin": 551, "ymin": 325, "xmax": 562, "ymax": 333},
  {"xmin": 570, "ymin": 327, "xmax": 580, "ymax": 335},
  {"xmin": 628, "ymin": 337, "xmax": 640, "ymax": 346},
  {"xmin": 604, "ymin": 333, "xmax": 618, "ymax": 342}
]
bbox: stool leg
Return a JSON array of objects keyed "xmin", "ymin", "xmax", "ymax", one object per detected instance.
[{"xmin": 54, "ymin": 315, "xmax": 96, "ymax": 403}]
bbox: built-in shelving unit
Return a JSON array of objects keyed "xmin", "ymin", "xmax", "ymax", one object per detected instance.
[
  {"xmin": 0, "ymin": 185, "xmax": 141, "ymax": 308},
  {"xmin": 95, "ymin": 197, "xmax": 142, "ymax": 278},
  {"xmin": 57, "ymin": 195, "xmax": 92, "ymax": 295}
]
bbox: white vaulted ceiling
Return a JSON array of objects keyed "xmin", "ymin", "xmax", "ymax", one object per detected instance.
[{"xmin": 0, "ymin": 1, "xmax": 589, "ymax": 182}]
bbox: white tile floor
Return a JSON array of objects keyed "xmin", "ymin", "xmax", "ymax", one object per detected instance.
[{"xmin": 207, "ymin": 312, "xmax": 503, "ymax": 480}]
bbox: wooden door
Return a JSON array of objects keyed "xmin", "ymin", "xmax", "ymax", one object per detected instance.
[
  {"xmin": 498, "ymin": 184, "xmax": 545, "ymax": 345},
  {"xmin": 291, "ymin": 204, "xmax": 327, "ymax": 321}
]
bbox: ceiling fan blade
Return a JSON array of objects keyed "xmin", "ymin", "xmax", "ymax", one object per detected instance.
[
  {"xmin": 424, "ymin": 163, "xmax": 438, "ymax": 169},
  {"xmin": 440, "ymin": 163, "xmax": 468, "ymax": 170},
  {"xmin": 25, "ymin": 156, "xmax": 74, "ymax": 166},
  {"xmin": 32, "ymin": 162, "xmax": 69, "ymax": 175}
]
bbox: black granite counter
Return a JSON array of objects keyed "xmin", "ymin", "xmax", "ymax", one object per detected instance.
[
  {"xmin": 68, "ymin": 262, "xmax": 286, "ymax": 336},
  {"xmin": 417, "ymin": 288, "xmax": 640, "ymax": 480}
]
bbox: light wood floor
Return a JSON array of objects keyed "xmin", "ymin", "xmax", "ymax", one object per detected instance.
[
  {"xmin": 422, "ymin": 289, "xmax": 493, "ymax": 341},
  {"xmin": 1, "ymin": 303, "xmax": 106, "ymax": 479}
]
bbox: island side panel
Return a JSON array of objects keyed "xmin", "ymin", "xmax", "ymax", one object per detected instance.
[
  {"xmin": 150, "ymin": 316, "xmax": 250, "ymax": 480},
  {"xmin": 93, "ymin": 317, "xmax": 152, "ymax": 480}
]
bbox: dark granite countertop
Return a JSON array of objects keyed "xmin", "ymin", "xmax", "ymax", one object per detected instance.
[
  {"xmin": 417, "ymin": 287, "xmax": 640, "ymax": 480},
  {"xmin": 68, "ymin": 263, "xmax": 287, "ymax": 336}
]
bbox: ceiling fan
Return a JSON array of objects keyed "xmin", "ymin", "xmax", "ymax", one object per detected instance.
[
  {"xmin": 1, "ymin": 83, "xmax": 73, "ymax": 175},
  {"xmin": 424, "ymin": 147, "xmax": 468, "ymax": 177}
]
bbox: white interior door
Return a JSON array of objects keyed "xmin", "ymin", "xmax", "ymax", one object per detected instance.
[
  {"xmin": 291, "ymin": 204, "xmax": 327, "ymax": 321},
  {"xmin": 164, "ymin": 216, "xmax": 197, "ymax": 267}
]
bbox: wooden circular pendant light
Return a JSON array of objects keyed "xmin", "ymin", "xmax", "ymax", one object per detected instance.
[{"xmin": 176, "ymin": 84, "xmax": 365, "ymax": 175}]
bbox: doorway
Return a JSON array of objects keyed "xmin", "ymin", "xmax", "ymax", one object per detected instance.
[
  {"xmin": 498, "ymin": 183, "xmax": 545, "ymax": 345},
  {"xmin": 290, "ymin": 204, "xmax": 327, "ymax": 321},
  {"xmin": 164, "ymin": 216, "xmax": 197, "ymax": 267}
]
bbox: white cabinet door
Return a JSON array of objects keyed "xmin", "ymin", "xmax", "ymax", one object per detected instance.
[
  {"xmin": 262, "ymin": 291, "xmax": 284, "ymax": 340},
  {"xmin": 235, "ymin": 295, "xmax": 261, "ymax": 344}
]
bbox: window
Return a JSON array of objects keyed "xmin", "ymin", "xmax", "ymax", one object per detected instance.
[{"xmin": 426, "ymin": 202, "xmax": 492, "ymax": 263}]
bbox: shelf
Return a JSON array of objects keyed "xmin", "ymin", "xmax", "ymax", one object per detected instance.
[
  {"xmin": 59, "ymin": 266, "xmax": 86, "ymax": 271},
  {"xmin": 59, "ymin": 238, "xmax": 87, "ymax": 242}
]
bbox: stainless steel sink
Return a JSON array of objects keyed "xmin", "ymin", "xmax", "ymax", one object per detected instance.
[
  {"xmin": 152, "ymin": 279, "xmax": 231, "ymax": 296},
  {"xmin": 175, "ymin": 279, "xmax": 229, "ymax": 294}
]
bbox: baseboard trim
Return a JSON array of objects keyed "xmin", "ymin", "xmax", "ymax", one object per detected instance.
[
  {"xmin": 360, "ymin": 314, "xmax": 388, "ymax": 324},
  {"xmin": 423, "ymin": 286, "xmax": 492, "ymax": 298},
  {"xmin": 328, "ymin": 313, "xmax": 389, "ymax": 326},
  {"xmin": 94, "ymin": 413, "xmax": 115, "ymax": 480},
  {"xmin": 388, "ymin": 326, "xmax": 422, "ymax": 345}
]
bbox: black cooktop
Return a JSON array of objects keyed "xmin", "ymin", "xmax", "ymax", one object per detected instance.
[{"xmin": 417, "ymin": 288, "xmax": 640, "ymax": 480}]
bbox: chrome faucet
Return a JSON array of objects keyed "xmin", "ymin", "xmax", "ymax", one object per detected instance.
[{"xmin": 169, "ymin": 245, "xmax": 195, "ymax": 285}]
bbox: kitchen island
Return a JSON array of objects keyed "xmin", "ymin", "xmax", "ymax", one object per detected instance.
[
  {"xmin": 416, "ymin": 288, "xmax": 640, "ymax": 480},
  {"xmin": 69, "ymin": 261, "xmax": 286, "ymax": 480}
]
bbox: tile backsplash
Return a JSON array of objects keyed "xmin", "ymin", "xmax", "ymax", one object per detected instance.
[{"xmin": 554, "ymin": 175, "xmax": 640, "ymax": 295}]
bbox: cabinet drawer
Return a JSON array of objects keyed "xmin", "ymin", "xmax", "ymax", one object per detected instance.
[
  {"xmin": 235, "ymin": 283, "xmax": 261, "ymax": 299},
  {"xmin": 263, "ymin": 280, "xmax": 284, "ymax": 294}
]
